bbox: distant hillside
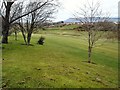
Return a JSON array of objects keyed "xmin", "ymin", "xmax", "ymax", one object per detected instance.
[{"xmin": 64, "ymin": 17, "xmax": 118, "ymax": 23}]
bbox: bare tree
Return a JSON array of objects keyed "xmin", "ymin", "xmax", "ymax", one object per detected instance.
[
  {"xmin": 74, "ymin": 1, "xmax": 110, "ymax": 63},
  {"xmin": 14, "ymin": 1, "xmax": 57, "ymax": 45},
  {"xmin": 0, "ymin": 0, "xmax": 57, "ymax": 44}
]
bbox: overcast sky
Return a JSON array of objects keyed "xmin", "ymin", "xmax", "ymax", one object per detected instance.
[
  {"xmin": 0, "ymin": 0, "xmax": 119, "ymax": 22},
  {"xmin": 53, "ymin": 0, "xmax": 119, "ymax": 22}
]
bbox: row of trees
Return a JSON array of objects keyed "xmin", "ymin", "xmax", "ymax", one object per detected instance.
[{"xmin": 0, "ymin": 0, "xmax": 58, "ymax": 44}]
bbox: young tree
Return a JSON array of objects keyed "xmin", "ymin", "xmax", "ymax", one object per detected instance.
[{"xmin": 75, "ymin": 1, "xmax": 110, "ymax": 63}]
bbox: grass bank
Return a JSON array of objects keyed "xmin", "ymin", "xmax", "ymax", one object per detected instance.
[{"xmin": 2, "ymin": 31, "xmax": 118, "ymax": 88}]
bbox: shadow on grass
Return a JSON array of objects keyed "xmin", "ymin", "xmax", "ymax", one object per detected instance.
[
  {"xmin": 82, "ymin": 61, "xmax": 97, "ymax": 65},
  {"xmin": 21, "ymin": 44, "xmax": 34, "ymax": 46}
]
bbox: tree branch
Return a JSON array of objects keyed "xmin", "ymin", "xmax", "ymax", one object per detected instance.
[{"xmin": 10, "ymin": 1, "xmax": 48, "ymax": 24}]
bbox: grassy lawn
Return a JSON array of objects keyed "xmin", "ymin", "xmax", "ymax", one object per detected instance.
[{"xmin": 2, "ymin": 30, "xmax": 118, "ymax": 88}]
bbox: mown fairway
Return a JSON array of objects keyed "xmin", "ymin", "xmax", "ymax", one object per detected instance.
[{"xmin": 2, "ymin": 30, "xmax": 118, "ymax": 88}]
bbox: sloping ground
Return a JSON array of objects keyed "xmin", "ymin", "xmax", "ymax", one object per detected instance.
[{"xmin": 2, "ymin": 33, "xmax": 118, "ymax": 88}]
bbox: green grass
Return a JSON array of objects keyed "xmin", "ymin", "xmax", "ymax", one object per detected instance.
[
  {"xmin": 2, "ymin": 30, "xmax": 118, "ymax": 88},
  {"xmin": 46, "ymin": 24, "xmax": 79, "ymax": 30}
]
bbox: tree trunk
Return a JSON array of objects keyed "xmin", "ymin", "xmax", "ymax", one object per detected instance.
[
  {"xmin": 2, "ymin": 26, "xmax": 9, "ymax": 44},
  {"xmin": 2, "ymin": 34, "xmax": 8, "ymax": 44},
  {"xmin": 21, "ymin": 29, "xmax": 27, "ymax": 44},
  {"xmin": 88, "ymin": 46, "xmax": 92, "ymax": 63},
  {"xmin": 15, "ymin": 31, "xmax": 17, "ymax": 41},
  {"xmin": 18, "ymin": 23, "xmax": 27, "ymax": 44},
  {"xmin": 27, "ymin": 20, "xmax": 34, "ymax": 45},
  {"xmin": 2, "ymin": 2, "xmax": 14, "ymax": 44},
  {"xmin": 88, "ymin": 31, "xmax": 91, "ymax": 63},
  {"xmin": 27, "ymin": 32, "xmax": 32, "ymax": 45}
]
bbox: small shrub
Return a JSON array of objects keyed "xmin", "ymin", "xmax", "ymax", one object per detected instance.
[
  {"xmin": 37, "ymin": 36, "xmax": 45, "ymax": 45},
  {"xmin": 42, "ymin": 28, "xmax": 46, "ymax": 30}
]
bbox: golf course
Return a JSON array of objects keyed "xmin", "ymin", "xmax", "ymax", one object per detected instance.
[{"xmin": 2, "ymin": 28, "xmax": 118, "ymax": 88}]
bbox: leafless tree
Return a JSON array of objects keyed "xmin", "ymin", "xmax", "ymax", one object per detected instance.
[
  {"xmin": 14, "ymin": 1, "xmax": 58, "ymax": 45},
  {"xmin": 74, "ymin": 1, "xmax": 110, "ymax": 63},
  {"xmin": 0, "ymin": 0, "xmax": 58, "ymax": 44}
]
